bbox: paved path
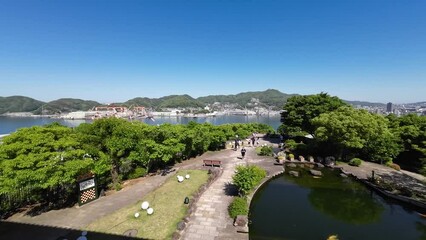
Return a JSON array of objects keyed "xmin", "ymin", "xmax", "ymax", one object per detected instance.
[
  {"xmin": 7, "ymin": 174, "xmax": 171, "ymax": 229},
  {"xmin": 182, "ymin": 149, "xmax": 246, "ymax": 240},
  {"xmin": 181, "ymin": 137, "xmax": 284, "ymax": 240}
]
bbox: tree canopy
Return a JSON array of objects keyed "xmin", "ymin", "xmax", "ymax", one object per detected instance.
[
  {"xmin": 279, "ymin": 93, "xmax": 347, "ymax": 137},
  {"xmin": 0, "ymin": 119, "xmax": 273, "ymax": 218},
  {"xmin": 312, "ymin": 107, "xmax": 399, "ymax": 163}
]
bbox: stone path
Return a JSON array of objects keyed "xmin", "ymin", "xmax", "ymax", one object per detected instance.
[
  {"xmin": 182, "ymin": 149, "xmax": 246, "ymax": 240},
  {"xmin": 181, "ymin": 138, "xmax": 284, "ymax": 240},
  {"xmin": 6, "ymin": 174, "xmax": 172, "ymax": 229}
]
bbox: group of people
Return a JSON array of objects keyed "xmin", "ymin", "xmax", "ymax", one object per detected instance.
[{"xmin": 234, "ymin": 133, "xmax": 260, "ymax": 159}]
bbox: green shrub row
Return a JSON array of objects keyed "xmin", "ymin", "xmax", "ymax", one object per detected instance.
[
  {"xmin": 232, "ymin": 165, "xmax": 267, "ymax": 196},
  {"xmin": 258, "ymin": 146, "xmax": 274, "ymax": 156},
  {"xmin": 349, "ymin": 158, "xmax": 362, "ymax": 167},
  {"xmin": 228, "ymin": 197, "xmax": 248, "ymax": 219}
]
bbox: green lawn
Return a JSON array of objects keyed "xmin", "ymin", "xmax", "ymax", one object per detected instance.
[{"xmin": 86, "ymin": 170, "xmax": 209, "ymax": 239}]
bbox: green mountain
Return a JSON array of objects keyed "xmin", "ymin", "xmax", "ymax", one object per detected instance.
[
  {"xmin": 344, "ymin": 100, "xmax": 385, "ymax": 107},
  {"xmin": 33, "ymin": 98, "xmax": 100, "ymax": 114},
  {"xmin": 2, "ymin": 90, "xmax": 403, "ymax": 115},
  {"xmin": 124, "ymin": 97, "xmax": 161, "ymax": 108},
  {"xmin": 125, "ymin": 94, "xmax": 204, "ymax": 109},
  {"xmin": 197, "ymin": 89, "xmax": 298, "ymax": 109},
  {"xmin": 0, "ymin": 96, "xmax": 45, "ymax": 114}
]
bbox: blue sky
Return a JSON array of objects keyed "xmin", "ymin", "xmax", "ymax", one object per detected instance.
[{"xmin": 0, "ymin": 0, "xmax": 425, "ymax": 103}]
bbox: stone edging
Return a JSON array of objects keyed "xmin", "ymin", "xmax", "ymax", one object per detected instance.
[
  {"xmin": 173, "ymin": 168, "xmax": 224, "ymax": 240},
  {"xmin": 333, "ymin": 166, "xmax": 426, "ymax": 211},
  {"xmin": 247, "ymin": 170, "xmax": 284, "ymax": 207},
  {"xmin": 361, "ymin": 180, "xmax": 426, "ymax": 210}
]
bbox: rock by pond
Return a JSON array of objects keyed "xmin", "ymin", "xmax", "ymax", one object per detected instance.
[
  {"xmin": 310, "ymin": 169, "xmax": 322, "ymax": 177},
  {"xmin": 289, "ymin": 171, "xmax": 299, "ymax": 177}
]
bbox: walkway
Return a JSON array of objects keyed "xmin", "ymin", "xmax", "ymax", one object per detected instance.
[
  {"xmin": 7, "ymin": 174, "xmax": 171, "ymax": 229},
  {"xmin": 182, "ymin": 149, "xmax": 246, "ymax": 240},
  {"xmin": 181, "ymin": 138, "xmax": 284, "ymax": 240}
]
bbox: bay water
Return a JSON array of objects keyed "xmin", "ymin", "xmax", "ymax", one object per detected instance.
[{"xmin": 0, "ymin": 115, "xmax": 281, "ymax": 135}]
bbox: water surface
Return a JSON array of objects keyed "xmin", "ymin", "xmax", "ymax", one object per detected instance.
[
  {"xmin": 0, "ymin": 115, "xmax": 281, "ymax": 134},
  {"xmin": 249, "ymin": 166, "xmax": 426, "ymax": 240}
]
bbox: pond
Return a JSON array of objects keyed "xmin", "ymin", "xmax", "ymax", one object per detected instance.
[{"xmin": 249, "ymin": 165, "xmax": 426, "ymax": 240}]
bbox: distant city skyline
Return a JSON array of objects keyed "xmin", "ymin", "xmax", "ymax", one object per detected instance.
[{"xmin": 0, "ymin": 0, "xmax": 425, "ymax": 104}]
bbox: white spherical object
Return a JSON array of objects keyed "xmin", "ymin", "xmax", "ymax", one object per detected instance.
[
  {"xmin": 147, "ymin": 207, "xmax": 154, "ymax": 215},
  {"xmin": 178, "ymin": 176, "xmax": 184, "ymax": 182},
  {"xmin": 177, "ymin": 175, "xmax": 181, "ymax": 179},
  {"xmin": 141, "ymin": 201, "xmax": 149, "ymax": 210},
  {"xmin": 185, "ymin": 174, "xmax": 190, "ymax": 179},
  {"xmin": 134, "ymin": 212, "xmax": 140, "ymax": 218}
]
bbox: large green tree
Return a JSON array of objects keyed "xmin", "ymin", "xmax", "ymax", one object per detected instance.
[
  {"xmin": 279, "ymin": 93, "xmax": 347, "ymax": 137},
  {"xmin": 0, "ymin": 123, "xmax": 93, "ymax": 215},
  {"xmin": 387, "ymin": 114, "xmax": 426, "ymax": 174},
  {"xmin": 312, "ymin": 107, "xmax": 400, "ymax": 162}
]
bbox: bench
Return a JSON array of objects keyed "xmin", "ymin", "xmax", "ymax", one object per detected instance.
[{"xmin": 203, "ymin": 159, "xmax": 222, "ymax": 167}]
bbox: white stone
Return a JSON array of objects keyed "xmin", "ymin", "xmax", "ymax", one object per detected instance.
[
  {"xmin": 185, "ymin": 174, "xmax": 190, "ymax": 179},
  {"xmin": 147, "ymin": 207, "xmax": 154, "ymax": 215},
  {"xmin": 141, "ymin": 201, "xmax": 149, "ymax": 210},
  {"xmin": 134, "ymin": 212, "xmax": 140, "ymax": 218}
]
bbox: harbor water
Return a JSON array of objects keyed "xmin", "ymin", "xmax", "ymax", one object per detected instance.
[{"xmin": 0, "ymin": 115, "xmax": 281, "ymax": 135}]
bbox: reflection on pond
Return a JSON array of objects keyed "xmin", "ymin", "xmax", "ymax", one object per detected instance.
[
  {"xmin": 308, "ymin": 188, "xmax": 383, "ymax": 224},
  {"xmin": 249, "ymin": 165, "xmax": 425, "ymax": 240},
  {"xmin": 283, "ymin": 168, "xmax": 384, "ymax": 224}
]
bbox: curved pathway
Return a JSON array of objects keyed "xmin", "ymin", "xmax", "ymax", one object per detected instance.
[{"xmin": 182, "ymin": 148, "xmax": 245, "ymax": 240}]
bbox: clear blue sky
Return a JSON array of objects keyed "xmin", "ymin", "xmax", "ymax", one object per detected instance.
[{"xmin": 0, "ymin": 0, "xmax": 425, "ymax": 103}]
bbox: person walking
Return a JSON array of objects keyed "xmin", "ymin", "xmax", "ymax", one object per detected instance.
[
  {"xmin": 241, "ymin": 147, "xmax": 247, "ymax": 159},
  {"xmin": 234, "ymin": 135, "xmax": 240, "ymax": 151}
]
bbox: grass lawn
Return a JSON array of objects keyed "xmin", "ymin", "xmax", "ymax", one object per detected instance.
[{"xmin": 86, "ymin": 169, "xmax": 209, "ymax": 239}]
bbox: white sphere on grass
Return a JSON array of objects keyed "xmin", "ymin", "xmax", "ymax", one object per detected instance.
[
  {"xmin": 141, "ymin": 201, "xmax": 149, "ymax": 210},
  {"xmin": 147, "ymin": 207, "xmax": 154, "ymax": 215},
  {"xmin": 185, "ymin": 174, "xmax": 190, "ymax": 179},
  {"xmin": 134, "ymin": 212, "xmax": 140, "ymax": 218},
  {"xmin": 178, "ymin": 176, "xmax": 184, "ymax": 182}
]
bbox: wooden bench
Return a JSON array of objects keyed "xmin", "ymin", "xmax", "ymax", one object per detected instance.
[{"xmin": 203, "ymin": 159, "xmax": 222, "ymax": 167}]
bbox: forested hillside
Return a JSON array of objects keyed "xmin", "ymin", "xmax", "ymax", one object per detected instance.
[
  {"xmin": 33, "ymin": 98, "xmax": 100, "ymax": 115},
  {"xmin": 0, "ymin": 96, "xmax": 44, "ymax": 114},
  {"xmin": 197, "ymin": 89, "xmax": 297, "ymax": 109}
]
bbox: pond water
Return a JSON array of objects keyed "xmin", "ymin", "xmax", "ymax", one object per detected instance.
[{"xmin": 249, "ymin": 166, "xmax": 426, "ymax": 240}]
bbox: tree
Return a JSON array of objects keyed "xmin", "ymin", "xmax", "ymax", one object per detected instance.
[
  {"xmin": 0, "ymin": 123, "xmax": 93, "ymax": 216},
  {"xmin": 312, "ymin": 107, "xmax": 400, "ymax": 162},
  {"xmin": 387, "ymin": 114, "xmax": 426, "ymax": 174},
  {"xmin": 279, "ymin": 93, "xmax": 347, "ymax": 137}
]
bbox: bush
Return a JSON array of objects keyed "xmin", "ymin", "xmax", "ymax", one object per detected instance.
[
  {"xmin": 284, "ymin": 139, "xmax": 298, "ymax": 151},
  {"xmin": 259, "ymin": 146, "xmax": 274, "ymax": 156},
  {"xmin": 128, "ymin": 167, "xmax": 147, "ymax": 179},
  {"xmin": 232, "ymin": 165, "xmax": 267, "ymax": 196},
  {"xmin": 386, "ymin": 162, "xmax": 401, "ymax": 171},
  {"xmin": 349, "ymin": 158, "xmax": 362, "ymax": 167},
  {"xmin": 288, "ymin": 153, "xmax": 295, "ymax": 160},
  {"xmin": 228, "ymin": 197, "xmax": 248, "ymax": 219}
]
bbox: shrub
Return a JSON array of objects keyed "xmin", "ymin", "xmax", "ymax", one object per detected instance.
[
  {"xmin": 288, "ymin": 153, "xmax": 295, "ymax": 160},
  {"xmin": 258, "ymin": 146, "xmax": 274, "ymax": 156},
  {"xmin": 128, "ymin": 167, "xmax": 147, "ymax": 179},
  {"xmin": 349, "ymin": 158, "xmax": 362, "ymax": 167},
  {"xmin": 284, "ymin": 139, "xmax": 298, "ymax": 151},
  {"xmin": 386, "ymin": 162, "xmax": 401, "ymax": 171},
  {"xmin": 233, "ymin": 165, "xmax": 267, "ymax": 196},
  {"xmin": 228, "ymin": 197, "xmax": 248, "ymax": 218}
]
